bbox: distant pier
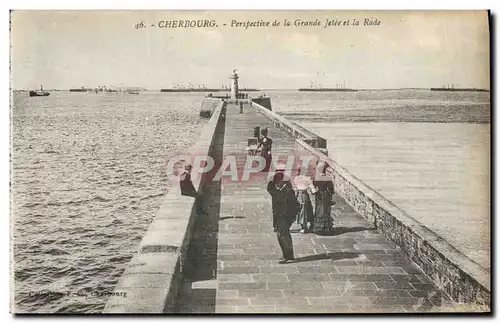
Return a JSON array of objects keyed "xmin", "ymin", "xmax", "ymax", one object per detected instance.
[
  {"xmin": 298, "ymin": 88, "xmax": 358, "ymax": 92},
  {"xmin": 430, "ymin": 87, "xmax": 489, "ymax": 92}
]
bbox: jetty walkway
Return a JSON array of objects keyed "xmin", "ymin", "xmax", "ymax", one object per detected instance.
[{"xmin": 175, "ymin": 103, "xmax": 454, "ymax": 313}]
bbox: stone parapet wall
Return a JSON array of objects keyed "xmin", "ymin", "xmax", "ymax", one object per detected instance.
[
  {"xmin": 252, "ymin": 102, "xmax": 327, "ymax": 149},
  {"xmin": 251, "ymin": 97, "xmax": 272, "ymax": 111},
  {"xmin": 103, "ymin": 102, "xmax": 226, "ymax": 313},
  {"xmin": 200, "ymin": 98, "xmax": 222, "ymax": 118}
]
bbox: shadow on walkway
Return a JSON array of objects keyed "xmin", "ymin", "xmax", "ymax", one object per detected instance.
[
  {"xmin": 327, "ymin": 226, "xmax": 376, "ymax": 236},
  {"xmin": 219, "ymin": 216, "xmax": 246, "ymax": 221},
  {"xmin": 292, "ymin": 252, "xmax": 360, "ymax": 264},
  {"xmin": 334, "ymin": 226, "xmax": 375, "ymax": 234},
  {"xmin": 290, "ymin": 226, "xmax": 374, "ymax": 236}
]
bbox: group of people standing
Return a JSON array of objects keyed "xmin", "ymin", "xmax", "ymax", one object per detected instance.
[
  {"xmin": 259, "ymin": 127, "xmax": 336, "ymax": 264},
  {"xmin": 177, "ymin": 125, "xmax": 336, "ymax": 265},
  {"xmin": 293, "ymin": 165, "xmax": 335, "ymax": 235},
  {"xmin": 267, "ymin": 164, "xmax": 335, "ymax": 263}
]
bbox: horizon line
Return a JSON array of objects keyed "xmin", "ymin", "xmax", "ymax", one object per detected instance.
[{"xmin": 12, "ymin": 87, "xmax": 491, "ymax": 92}]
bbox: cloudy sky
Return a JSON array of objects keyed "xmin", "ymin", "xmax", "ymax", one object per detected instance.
[{"xmin": 10, "ymin": 10, "xmax": 490, "ymax": 90}]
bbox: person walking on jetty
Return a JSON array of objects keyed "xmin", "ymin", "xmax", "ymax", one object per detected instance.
[
  {"xmin": 256, "ymin": 128, "xmax": 272, "ymax": 171},
  {"xmin": 267, "ymin": 171, "xmax": 300, "ymax": 263},
  {"xmin": 292, "ymin": 172, "xmax": 314, "ymax": 233},
  {"xmin": 311, "ymin": 161, "xmax": 335, "ymax": 235}
]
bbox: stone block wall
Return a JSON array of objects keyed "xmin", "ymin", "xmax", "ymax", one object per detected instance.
[
  {"xmin": 252, "ymin": 101, "xmax": 327, "ymax": 149},
  {"xmin": 251, "ymin": 97, "xmax": 272, "ymax": 111},
  {"xmin": 200, "ymin": 98, "xmax": 222, "ymax": 118},
  {"xmin": 103, "ymin": 102, "xmax": 226, "ymax": 313}
]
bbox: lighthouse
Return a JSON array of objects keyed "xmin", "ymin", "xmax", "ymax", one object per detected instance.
[{"xmin": 230, "ymin": 69, "xmax": 239, "ymax": 100}]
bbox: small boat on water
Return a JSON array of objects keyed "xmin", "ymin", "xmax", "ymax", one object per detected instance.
[
  {"xmin": 29, "ymin": 86, "xmax": 50, "ymax": 97},
  {"xmin": 126, "ymin": 89, "xmax": 140, "ymax": 95}
]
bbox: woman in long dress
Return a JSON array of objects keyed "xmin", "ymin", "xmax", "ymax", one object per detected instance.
[
  {"xmin": 293, "ymin": 174, "xmax": 314, "ymax": 233},
  {"xmin": 256, "ymin": 128, "xmax": 272, "ymax": 172},
  {"xmin": 311, "ymin": 162, "xmax": 335, "ymax": 235}
]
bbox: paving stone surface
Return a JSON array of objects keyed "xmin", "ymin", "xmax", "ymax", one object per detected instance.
[{"xmin": 176, "ymin": 103, "xmax": 455, "ymax": 314}]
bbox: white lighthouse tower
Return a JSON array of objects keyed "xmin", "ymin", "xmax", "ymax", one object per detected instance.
[{"xmin": 230, "ymin": 69, "xmax": 239, "ymax": 100}]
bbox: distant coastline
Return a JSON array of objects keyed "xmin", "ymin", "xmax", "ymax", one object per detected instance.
[
  {"xmin": 160, "ymin": 88, "xmax": 259, "ymax": 92},
  {"xmin": 12, "ymin": 87, "xmax": 490, "ymax": 93},
  {"xmin": 298, "ymin": 88, "xmax": 358, "ymax": 92},
  {"xmin": 430, "ymin": 88, "xmax": 489, "ymax": 92}
]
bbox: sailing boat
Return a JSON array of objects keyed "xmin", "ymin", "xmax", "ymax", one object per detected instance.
[{"xmin": 29, "ymin": 85, "xmax": 50, "ymax": 97}]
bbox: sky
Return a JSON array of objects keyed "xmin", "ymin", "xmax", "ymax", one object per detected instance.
[{"xmin": 10, "ymin": 10, "xmax": 490, "ymax": 90}]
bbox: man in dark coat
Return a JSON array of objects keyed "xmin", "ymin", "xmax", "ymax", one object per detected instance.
[{"xmin": 267, "ymin": 172, "xmax": 300, "ymax": 263}]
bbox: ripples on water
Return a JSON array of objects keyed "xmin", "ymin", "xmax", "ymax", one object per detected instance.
[
  {"xmin": 11, "ymin": 92, "xmax": 207, "ymax": 313},
  {"xmin": 273, "ymin": 89, "xmax": 490, "ymax": 123}
]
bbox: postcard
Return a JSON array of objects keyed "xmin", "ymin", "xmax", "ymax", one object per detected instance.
[{"xmin": 10, "ymin": 10, "xmax": 491, "ymax": 314}]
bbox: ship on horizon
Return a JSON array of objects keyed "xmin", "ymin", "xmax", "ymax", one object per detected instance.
[
  {"xmin": 430, "ymin": 84, "xmax": 489, "ymax": 92},
  {"xmin": 161, "ymin": 83, "xmax": 259, "ymax": 92},
  {"xmin": 69, "ymin": 86, "xmax": 90, "ymax": 92},
  {"xmin": 69, "ymin": 85, "xmax": 145, "ymax": 93},
  {"xmin": 298, "ymin": 80, "xmax": 358, "ymax": 92}
]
